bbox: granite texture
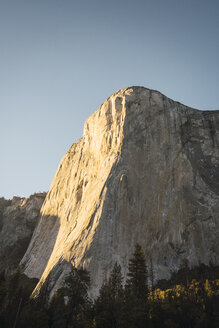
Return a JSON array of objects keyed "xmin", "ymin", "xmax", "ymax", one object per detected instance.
[{"xmin": 20, "ymin": 87, "xmax": 219, "ymax": 298}]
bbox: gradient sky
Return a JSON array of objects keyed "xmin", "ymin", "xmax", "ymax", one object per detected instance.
[{"xmin": 0, "ymin": 0, "xmax": 219, "ymax": 199}]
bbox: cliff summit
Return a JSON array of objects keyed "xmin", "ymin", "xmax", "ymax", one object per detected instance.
[{"xmin": 19, "ymin": 87, "xmax": 219, "ymax": 298}]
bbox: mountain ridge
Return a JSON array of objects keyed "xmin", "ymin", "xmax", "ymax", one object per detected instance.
[{"xmin": 0, "ymin": 193, "xmax": 46, "ymax": 275}]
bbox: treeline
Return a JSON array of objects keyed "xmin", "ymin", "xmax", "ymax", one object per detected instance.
[{"xmin": 0, "ymin": 244, "xmax": 218, "ymax": 327}]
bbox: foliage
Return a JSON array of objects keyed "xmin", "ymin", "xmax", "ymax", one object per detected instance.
[
  {"xmin": 0, "ymin": 247, "xmax": 218, "ymax": 328},
  {"xmin": 49, "ymin": 266, "xmax": 91, "ymax": 328},
  {"xmin": 156, "ymin": 261, "xmax": 219, "ymax": 290},
  {"xmin": 0, "ymin": 268, "xmax": 47, "ymax": 328},
  {"xmin": 126, "ymin": 243, "xmax": 148, "ymax": 300},
  {"xmin": 148, "ymin": 279, "xmax": 219, "ymax": 328},
  {"xmin": 93, "ymin": 263, "xmax": 124, "ymax": 328},
  {"xmin": 123, "ymin": 243, "xmax": 149, "ymax": 328}
]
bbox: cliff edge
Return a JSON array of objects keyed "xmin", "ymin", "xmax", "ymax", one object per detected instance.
[{"xmin": 20, "ymin": 87, "xmax": 219, "ymax": 298}]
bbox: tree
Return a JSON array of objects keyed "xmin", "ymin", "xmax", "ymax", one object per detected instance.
[
  {"xmin": 124, "ymin": 243, "xmax": 149, "ymax": 328},
  {"xmin": 17, "ymin": 302, "xmax": 49, "ymax": 328},
  {"xmin": 49, "ymin": 266, "xmax": 90, "ymax": 328},
  {"xmin": 149, "ymin": 256, "xmax": 155, "ymax": 303},
  {"xmin": 48, "ymin": 288, "xmax": 68, "ymax": 328},
  {"xmin": 107, "ymin": 263, "xmax": 124, "ymax": 302},
  {"xmin": 0, "ymin": 269, "xmax": 48, "ymax": 328},
  {"xmin": 126, "ymin": 243, "xmax": 148, "ymax": 300},
  {"xmin": 93, "ymin": 263, "xmax": 124, "ymax": 328}
]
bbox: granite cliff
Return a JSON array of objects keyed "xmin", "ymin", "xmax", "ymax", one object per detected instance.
[
  {"xmin": 20, "ymin": 87, "xmax": 219, "ymax": 298},
  {"xmin": 0, "ymin": 193, "xmax": 46, "ymax": 275}
]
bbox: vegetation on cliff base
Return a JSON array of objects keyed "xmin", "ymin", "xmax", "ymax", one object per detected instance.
[{"xmin": 0, "ymin": 244, "xmax": 218, "ymax": 327}]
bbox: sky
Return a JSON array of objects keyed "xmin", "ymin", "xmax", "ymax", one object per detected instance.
[{"xmin": 0, "ymin": 0, "xmax": 218, "ymax": 199}]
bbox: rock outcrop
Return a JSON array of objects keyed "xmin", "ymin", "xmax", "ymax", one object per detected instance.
[
  {"xmin": 0, "ymin": 193, "xmax": 46, "ymax": 274},
  {"xmin": 20, "ymin": 87, "xmax": 219, "ymax": 298}
]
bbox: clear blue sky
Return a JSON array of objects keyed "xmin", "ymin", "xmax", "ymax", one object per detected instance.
[{"xmin": 0, "ymin": 0, "xmax": 218, "ymax": 199}]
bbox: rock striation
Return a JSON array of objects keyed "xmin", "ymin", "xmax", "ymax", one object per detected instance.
[
  {"xmin": 0, "ymin": 193, "xmax": 46, "ymax": 275},
  {"xmin": 20, "ymin": 87, "xmax": 219, "ymax": 298}
]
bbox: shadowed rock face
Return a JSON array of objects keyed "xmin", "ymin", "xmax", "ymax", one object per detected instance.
[
  {"xmin": 20, "ymin": 87, "xmax": 219, "ymax": 298},
  {"xmin": 0, "ymin": 193, "xmax": 46, "ymax": 275}
]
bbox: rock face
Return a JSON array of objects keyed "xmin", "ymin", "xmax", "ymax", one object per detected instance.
[
  {"xmin": 0, "ymin": 193, "xmax": 46, "ymax": 275},
  {"xmin": 20, "ymin": 87, "xmax": 219, "ymax": 298}
]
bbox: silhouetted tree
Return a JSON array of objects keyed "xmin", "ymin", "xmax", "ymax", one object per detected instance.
[
  {"xmin": 93, "ymin": 263, "xmax": 124, "ymax": 328},
  {"xmin": 123, "ymin": 243, "xmax": 149, "ymax": 328},
  {"xmin": 49, "ymin": 288, "xmax": 68, "ymax": 328},
  {"xmin": 126, "ymin": 243, "xmax": 148, "ymax": 300},
  {"xmin": 49, "ymin": 266, "xmax": 90, "ymax": 328}
]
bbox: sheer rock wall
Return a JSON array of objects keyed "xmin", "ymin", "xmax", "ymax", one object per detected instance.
[{"xmin": 20, "ymin": 87, "xmax": 219, "ymax": 297}]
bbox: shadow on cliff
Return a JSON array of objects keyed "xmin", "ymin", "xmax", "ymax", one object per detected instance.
[
  {"xmin": 22, "ymin": 97, "xmax": 219, "ymax": 300},
  {"xmin": 33, "ymin": 258, "xmax": 73, "ymax": 304},
  {"xmin": 80, "ymin": 96, "xmax": 219, "ymax": 286},
  {"xmin": 20, "ymin": 214, "xmax": 61, "ymax": 281},
  {"xmin": 180, "ymin": 110, "xmax": 219, "ymax": 195}
]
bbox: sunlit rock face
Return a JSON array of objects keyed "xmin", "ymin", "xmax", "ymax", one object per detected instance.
[
  {"xmin": 20, "ymin": 87, "xmax": 219, "ymax": 298},
  {"xmin": 0, "ymin": 193, "xmax": 46, "ymax": 275}
]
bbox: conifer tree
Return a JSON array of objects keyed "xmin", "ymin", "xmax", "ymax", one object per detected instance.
[
  {"xmin": 48, "ymin": 288, "xmax": 67, "ymax": 328},
  {"xmin": 126, "ymin": 243, "xmax": 148, "ymax": 300},
  {"xmin": 124, "ymin": 243, "xmax": 149, "ymax": 328},
  {"xmin": 149, "ymin": 256, "xmax": 155, "ymax": 303},
  {"xmin": 63, "ymin": 266, "xmax": 90, "ymax": 327},
  {"xmin": 93, "ymin": 263, "xmax": 124, "ymax": 328},
  {"xmin": 48, "ymin": 266, "xmax": 90, "ymax": 328}
]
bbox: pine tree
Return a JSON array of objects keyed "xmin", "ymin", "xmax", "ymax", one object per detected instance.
[
  {"xmin": 93, "ymin": 263, "xmax": 124, "ymax": 328},
  {"xmin": 124, "ymin": 243, "xmax": 149, "ymax": 328},
  {"xmin": 48, "ymin": 266, "xmax": 91, "ymax": 328},
  {"xmin": 63, "ymin": 266, "xmax": 90, "ymax": 327},
  {"xmin": 48, "ymin": 288, "xmax": 68, "ymax": 328},
  {"xmin": 108, "ymin": 263, "xmax": 124, "ymax": 302},
  {"xmin": 149, "ymin": 256, "xmax": 155, "ymax": 303},
  {"xmin": 126, "ymin": 243, "xmax": 148, "ymax": 300}
]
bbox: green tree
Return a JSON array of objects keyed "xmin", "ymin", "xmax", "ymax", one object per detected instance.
[
  {"xmin": 126, "ymin": 243, "xmax": 148, "ymax": 300},
  {"xmin": 49, "ymin": 266, "xmax": 90, "ymax": 328},
  {"xmin": 93, "ymin": 263, "xmax": 124, "ymax": 328},
  {"xmin": 0, "ymin": 269, "xmax": 46, "ymax": 328},
  {"xmin": 124, "ymin": 243, "xmax": 149, "ymax": 328},
  {"xmin": 17, "ymin": 302, "xmax": 49, "ymax": 328},
  {"xmin": 48, "ymin": 288, "xmax": 68, "ymax": 328}
]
